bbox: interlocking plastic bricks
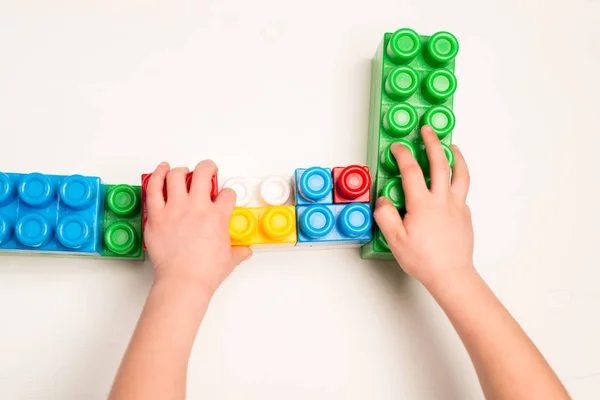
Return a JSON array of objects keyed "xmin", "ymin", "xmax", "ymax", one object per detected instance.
[
  {"xmin": 101, "ymin": 184, "xmax": 144, "ymax": 259},
  {"xmin": 332, "ymin": 166, "xmax": 371, "ymax": 204},
  {"xmin": 0, "ymin": 172, "xmax": 103, "ymax": 255},
  {"xmin": 229, "ymin": 206, "xmax": 297, "ymax": 248},
  {"xmin": 221, "ymin": 176, "xmax": 294, "ymax": 207},
  {"xmin": 294, "ymin": 167, "xmax": 333, "ymax": 205},
  {"xmin": 296, "ymin": 203, "xmax": 372, "ymax": 247},
  {"xmin": 362, "ymin": 28, "xmax": 458, "ymax": 260}
]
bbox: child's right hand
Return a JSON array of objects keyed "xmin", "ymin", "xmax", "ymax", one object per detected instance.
[{"xmin": 374, "ymin": 125, "xmax": 473, "ymax": 288}]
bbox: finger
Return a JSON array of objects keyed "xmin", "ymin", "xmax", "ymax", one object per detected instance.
[
  {"xmin": 165, "ymin": 167, "xmax": 189, "ymax": 205},
  {"xmin": 421, "ymin": 125, "xmax": 451, "ymax": 194},
  {"xmin": 190, "ymin": 160, "xmax": 218, "ymax": 202},
  {"xmin": 214, "ymin": 187, "xmax": 237, "ymax": 213},
  {"xmin": 391, "ymin": 142, "xmax": 428, "ymax": 209},
  {"xmin": 231, "ymin": 246, "xmax": 253, "ymax": 266},
  {"xmin": 146, "ymin": 162, "xmax": 170, "ymax": 216},
  {"xmin": 373, "ymin": 197, "xmax": 406, "ymax": 246},
  {"xmin": 450, "ymin": 144, "xmax": 470, "ymax": 202}
]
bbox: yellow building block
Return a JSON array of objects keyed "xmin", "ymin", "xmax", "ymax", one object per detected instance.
[{"xmin": 229, "ymin": 206, "xmax": 297, "ymax": 248}]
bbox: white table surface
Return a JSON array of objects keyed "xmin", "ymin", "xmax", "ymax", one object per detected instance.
[{"xmin": 1, "ymin": 1, "xmax": 599, "ymax": 399}]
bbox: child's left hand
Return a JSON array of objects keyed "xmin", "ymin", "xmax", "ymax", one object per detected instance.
[{"xmin": 143, "ymin": 160, "xmax": 252, "ymax": 295}]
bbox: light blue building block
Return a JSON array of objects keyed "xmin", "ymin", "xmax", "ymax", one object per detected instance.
[
  {"xmin": 296, "ymin": 203, "xmax": 373, "ymax": 246},
  {"xmin": 0, "ymin": 172, "xmax": 103, "ymax": 255},
  {"xmin": 294, "ymin": 167, "xmax": 333, "ymax": 205}
]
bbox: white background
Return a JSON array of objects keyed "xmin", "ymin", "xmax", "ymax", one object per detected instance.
[{"xmin": 0, "ymin": 0, "xmax": 599, "ymax": 399}]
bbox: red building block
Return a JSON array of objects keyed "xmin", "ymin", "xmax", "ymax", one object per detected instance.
[
  {"xmin": 141, "ymin": 172, "xmax": 218, "ymax": 248},
  {"xmin": 332, "ymin": 165, "xmax": 371, "ymax": 204}
]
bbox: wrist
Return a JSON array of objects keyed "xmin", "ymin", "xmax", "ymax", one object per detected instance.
[
  {"xmin": 151, "ymin": 275, "xmax": 214, "ymax": 305},
  {"xmin": 420, "ymin": 265, "xmax": 480, "ymax": 297}
]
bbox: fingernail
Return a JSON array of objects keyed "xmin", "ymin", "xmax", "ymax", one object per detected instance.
[
  {"xmin": 452, "ymin": 144, "xmax": 460, "ymax": 152},
  {"xmin": 159, "ymin": 162, "xmax": 168, "ymax": 167},
  {"xmin": 422, "ymin": 125, "xmax": 434, "ymax": 135},
  {"xmin": 376, "ymin": 197, "xmax": 386, "ymax": 208},
  {"xmin": 244, "ymin": 251, "xmax": 253, "ymax": 261}
]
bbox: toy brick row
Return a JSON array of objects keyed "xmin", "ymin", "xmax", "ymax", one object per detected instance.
[
  {"xmin": 140, "ymin": 165, "xmax": 373, "ymax": 249},
  {"xmin": 0, "ymin": 172, "xmax": 144, "ymax": 260},
  {"xmin": 361, "ymin": 27, "xmax": 459, "ymax": 260}
]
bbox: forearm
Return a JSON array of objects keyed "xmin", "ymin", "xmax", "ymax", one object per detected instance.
[
  {"xmin": 426, "ymin": 268, "xmax": 569, "ymax": 400},
  {"xmin": 109, "ymin": 278, "xmax": 211, "ymax": 400}
]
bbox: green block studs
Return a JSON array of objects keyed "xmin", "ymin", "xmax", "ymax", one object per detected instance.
[
  {"xmin": 385, "ymin": 66, "xmax": 419, "ymax": 101},
  {"xmin": 381, "ymin": 177, "xmax": 405, "ymax": 209},
  {"xmin": 362, "ymin": 27, "xmax": 458, "ymax": 260},
  {"xmin": 418, "ymin": 143, "xmax": 455, "ymax": 175},
  {"xmin": 423, "ymin": 69, "xmax": 457, "ymax": 104},
  {"xmin": 383, "ymin": 103, "xmax": 418, "ymax": 137},
  {"xmin": 104, "ymin": 221, "xmax": 137, "ymax": 255},
  {"xmin": 422, "ymin": 106, "xmax": 456, "ymax": 139},
  {"xmin": 107, "ymin": 184, "xmax": 140, "ymax": 217},
  {"xmin": 380, "ymin": 140, "xmax": 417, "ymax": 175},
  {"xmin": 101, "ymin": 184, "xmax": 144, "ymax": 260},
  {"xmin": 426, "ymin": 31, "xmax": 459, "ymax": 66},
  {"xmin": 387, "ymin": 28, "xmax": 421, "ymax": 64}
]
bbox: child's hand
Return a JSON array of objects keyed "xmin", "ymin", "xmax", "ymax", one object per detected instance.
[
  {"xmin": 144, "ymin": 160, "xmax": 252, "ymax": 295},
  {"xmin": 374, "ymin": 125, "xmax": 473, "ymax": 287}
]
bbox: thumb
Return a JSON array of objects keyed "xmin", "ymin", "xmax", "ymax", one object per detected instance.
[{"xmin": 231, "ymin": 246, "xmax": 253, "ymax": 266}]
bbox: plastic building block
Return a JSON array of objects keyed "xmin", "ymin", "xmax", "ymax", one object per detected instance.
[
  {"xmin": 101, "ymin": 184, "xmax": 144, "ymax": 259},
  {"xmin": 294, "ymin": 167, "xmax": 333, "ymax": 205},
  {"xmin": 221, "ymin": 176, "xmax": 294, "ymax": 207},
  {"xmin": 229, "ymin": 206, "xmax": 297, "ymax": 248},
  {"xmin": 0, "ymin": 172, "xmax": 103, "ymax": 255},
  {"xmin": 141, "ymin": 171, "xmax": 218, "ymax": 247},
  {"xmin": 332, "ymin": 166, "xmax": 371, "ymax": 204},
  {"xmin": 362, "ymin": 28, "xmax": 458, "ymax": 260},
  {"xmin": 296, "ymin": 203, "xmax": 372, "ymax": 247}
]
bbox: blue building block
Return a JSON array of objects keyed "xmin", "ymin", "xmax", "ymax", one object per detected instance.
[
  {"xmin": 294, "ymin": 167, "xmax": 333, "ymax": 205},
  {"xmin": 296, "ymin": 203, "xmax": 373, "ymax": 246},
  {"xmin": 0, "ymin": 172, "xmax": 103, "ymax": 255}
]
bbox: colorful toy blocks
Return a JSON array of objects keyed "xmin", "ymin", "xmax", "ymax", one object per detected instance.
[
  {"xmin": 361, "ymin": 28, "xmax": 459, "ymax": 260},
  {"xmin": 0, "ymin": 172, "xmax": 103, "ymax": 255},
  {"xmin": 101, "ymin": 184, "xmax": 144, "ymax": 259},
  {"xmin": 221, "ymin": 176, "xmax": 293, "ymax": 207},
  {"xmin": 229, "ymin": 206, "xmax": 297, "ymax": 248},
  {"xmin": 294, "ymin": 167, "xmax": 333, "ymax": 205},
  {"xmin": 332, "ymin": 165, "xmax": 371, "ymax": 204},
  {"xmin": 296, "ymin": 203, "xmax": 372, "ymax": 246}
]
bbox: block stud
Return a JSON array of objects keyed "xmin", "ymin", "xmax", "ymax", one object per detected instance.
[
  {"xmin": 107, "ymin": 185, "xmax": 140, "ymax": 217},
  {"xmin": 18, "ymin": 173, "xmax": 55, "ymax": 208},
  {"xmin": 298, "ymin": 167, "xmax": 333, "ymax": 202},
  {"xmin": 15, "ymin": 214, "xmax": 52, "ymax": 247},
  {"xmin": 337, "ymin": 166, "xmax": 370, "ymax": 200},
  {"xmin": 387, "ymin": 28, "xmax": 421, "ymax": 64},
  {"xmin": 57, "ymin": 215, "xmax": 92, "ymax": 249},
  {"xmin": 383, "ymin": 103, "xmax": 418, "ymax": 137},
  {"xmin": 0, "ymin": 172, "xmax": 15, "ymax": 206},
  {"xmin": 423, "ymin": 69, "xmax": 457, "ymax": 104},
  {"xmin": 229, "ymin": 208, "xmax": 256, "ymax": 244},
  {"xmin": 380, "ymin": 140, "xmax": 416, "ymax": 175},
  {"xmin": 59, "ymin": 175, "xmax": 95, "ymax": 210},
  {"xmin": 104, "ymin": 221, "xmax": 138, "ymax": 255},
  {"xmin": 422, "ymin": 105, "xmax": 456, "ymax": 139},
  {"xmin": 425, "ymin": 31, "xmax": 459, "ymax": 66},
  {"xmin": 381, "ymin": 177, "xmax": 405, "ymax": 209},
  {"xmin": 300, "ymin": 205, "xmax": 335, "ymax": 239},
  {"xmin": 385, "ymin": 66, "xmax": 419, "ymax": 101},
  {"xmin": 261, "ymin": 206, "xmax": 295, "ymax": 241},
  {"xmin": 337, "ymin": 203, "xmax": 372, "ymax": 238}
]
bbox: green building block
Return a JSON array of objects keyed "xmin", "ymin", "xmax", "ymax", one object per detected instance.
[
  {"xmin": 361, "ymin": 28, "xmax": 459, "ymax": 260},
  {"xmin": 101, "ymin": 184, "xmax": 144, "ymax": 260}
]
